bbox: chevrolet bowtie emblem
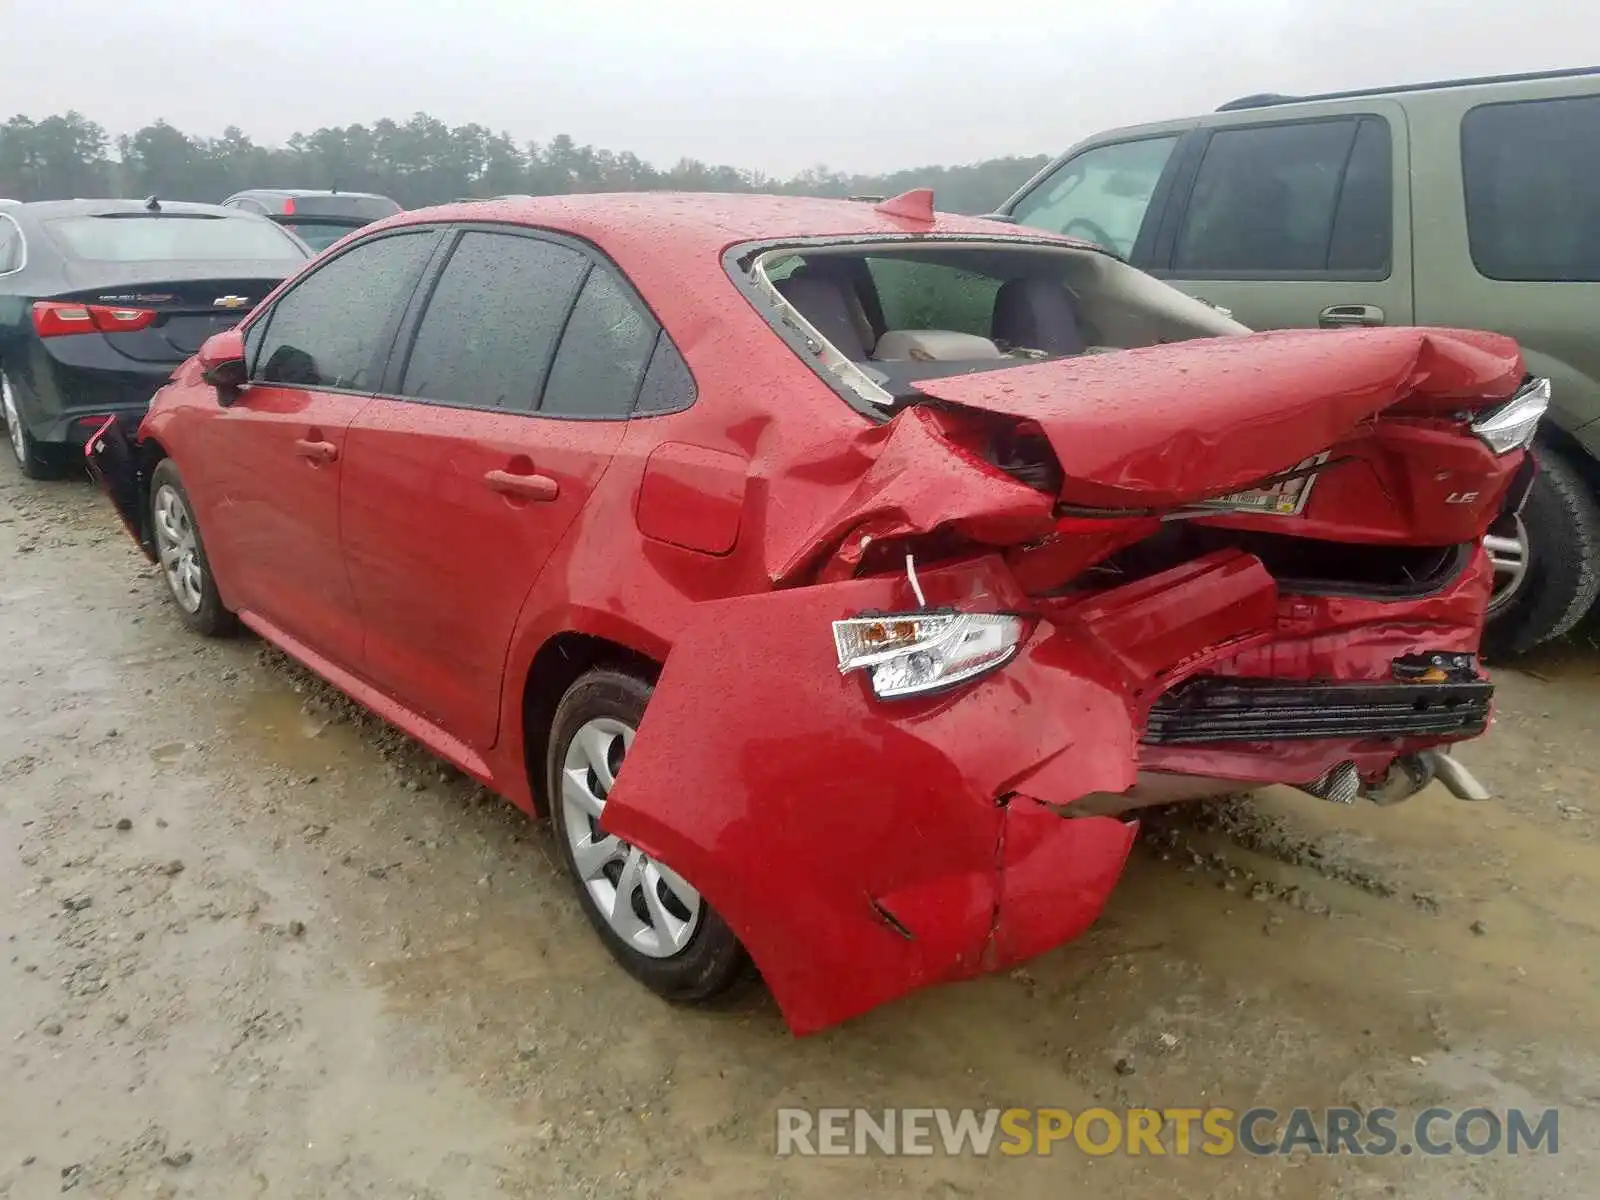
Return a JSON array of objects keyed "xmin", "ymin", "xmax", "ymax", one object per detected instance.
[{"xmin": 212, "ymin": 295, "xmax": 250, "ymax": 309}]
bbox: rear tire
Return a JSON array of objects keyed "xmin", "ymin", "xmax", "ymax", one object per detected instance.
[
  {"xmin": 1484, "ymin": 446, "xmax": 1600, "ymax": 657},
  {"xmin": 1, "ymin": 368, "xmax": 66, "ymax": 481},
  {"xmin": 148, "ymin": 459, "xmax": 237, "ymax": 638},
  {"xmin": 547, "ymin": 668, "xmax": 750, "ymax": 1003}
]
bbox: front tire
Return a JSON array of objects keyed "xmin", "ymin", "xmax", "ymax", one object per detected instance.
[
  {"xmin": 1, "ymin": 368, "xmax": 65, "ymax": 481},
  {"xmin": 1484, "ymin": 445, "xmax": 1600, "ymax": 656},
  {"xmin": 547, "ymin": 668, "xmax": 749, "ymax": 1003},
  {"xmin": 148, "ymin": 459, "xmax": 237, "ymax": 638}
]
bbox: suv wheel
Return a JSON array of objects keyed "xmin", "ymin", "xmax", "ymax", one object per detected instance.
[
  {"xmin": 1484, "ymin": 445, "xmax": 1600, "ymax": 656},
  {"xmin": 547, "ymin": 668, "xmax": 750, "ymax": 1003}
]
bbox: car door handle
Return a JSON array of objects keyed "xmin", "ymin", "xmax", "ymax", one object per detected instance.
[
  {"xmin": 293, "ymin": 438, "xmax": 339, "ymax": 464},
  {"xmin": 1319, "ymin": 304, "xmax": 1385, "ymax": 329},
  {"xmin": 484, "ymin": 468, "xmax": 559, "ymax": 502}
]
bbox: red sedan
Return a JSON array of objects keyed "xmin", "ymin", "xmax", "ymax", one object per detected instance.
[{"xmin": 89, "ymin": 190, "xmax": 1546, "ymax": 1034}]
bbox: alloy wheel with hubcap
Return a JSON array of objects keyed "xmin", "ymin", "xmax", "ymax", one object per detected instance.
[
  {"xmin": 152, "ymin": 483, "xmax": 206, "ymax": 614},
  {"xmin": 2, "ymin": 373, "xmax": 25, "ymax": 466},
  {"xmin": 560, "ymin": 715, "xmax": 703, "ymax": 958},
  {"xmin": 1484, "ymin": 518, "xmax": 1530, "ymax": 617}
]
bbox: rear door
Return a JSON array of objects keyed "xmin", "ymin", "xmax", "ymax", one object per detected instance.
[
  {"xmin": 189, "ymin": 228, "xmax": 441, "ymax": 661},
  {"xmin": 1150, "ymin": 103, "xmax": 1413, "ymax": 332},
  {"xmin": 339, "ymin": 227, "xmax": 656, "ymax": 750}
]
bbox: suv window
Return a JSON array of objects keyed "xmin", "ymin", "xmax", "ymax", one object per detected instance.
[
  {"xmin": 540, "ymin": 265, "xmax": 657, "ymax": 417},
  {"xmin": 867, "ymin": 259, "xmax": 1001, "ymax": 335},
  {"xmin": 399, "ymin": 231, "xmax": 588, "ymax": 410},
  {"xmin": 1009, "ymin": 136, "xmax": 1178, "ymax": 259},
  {"xmin": 1462, "ymin": 96, "xmax": 1600, "ymax": 283},
  {"xmin": 252, "ymin": 231, "xmax": 435, "ymax": 390},
  {"xmin": 1173, "ymin": 118, "xmax": 1392, "ymax": 275}
]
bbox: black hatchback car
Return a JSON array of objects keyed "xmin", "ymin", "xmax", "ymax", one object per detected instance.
[
  {"xmin": 220, "ymin": 189, "xmax": 402, "ymax": 252},
  {"xmin": 0, "ymin": 198, "xmax": 311, "ymax": 478}
]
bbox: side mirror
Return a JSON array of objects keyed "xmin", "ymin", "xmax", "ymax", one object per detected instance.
[{"xmin": 198, "ymin": 328, "xmax": 247, "ymax": 400}]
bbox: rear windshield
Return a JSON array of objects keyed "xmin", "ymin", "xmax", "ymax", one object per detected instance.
[
  {"xmin": 745, "ymin": 239, "xmax": 1243, "ymax": 408},
  {"xmin": 286, "ymin": 195, "xmax": 400, "ymax": 220},
  {"xmin": 45, "ymin": 214, "xmax": 309, "ymax": 263},
  {"xmin": 280, "ymin": 219, "xmax": 362, "ymax": 251}
]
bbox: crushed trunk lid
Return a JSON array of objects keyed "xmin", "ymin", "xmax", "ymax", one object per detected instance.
[{"xmin": 910, "ymin": 327, "xmax": 1524, "ymax": 509}]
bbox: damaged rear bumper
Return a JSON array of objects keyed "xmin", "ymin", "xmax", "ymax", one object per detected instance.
[{"xmin": 601, "ymin": 546, "xmax": 1493, "ymax": 1035}]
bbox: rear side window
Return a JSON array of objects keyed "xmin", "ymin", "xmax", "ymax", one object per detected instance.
[
  {"xmin": 252, "ymin": 231, "xmax": 436, "ymax": 390},
  {"xmin": 44, "ymin": 214, "xmax": 308, "ymax": 263},
  {"xmin": 1173, "ymin": 118, "xmax": 1392, "ymax": 275},
  {"xmin": 1462, "ymin": 96, "xmax": 1600, "ymax": 282},
  {"xmin": 399, "ymin": 231, "xmax": 588, "ymax": 409},
  {"xmin": 540, "ymin": 266, "xmax": 656, "ymax": 417},
  {"xmin": 0, "ymin": 219, "xmax": 21, "ymax": 273},
  {"xmin": 1009, "ymin": 136, "xmax": 1179, "ymax": 260},
  {"xmin": 633, "ymin": 337, "xmax": 696, "ymax": 414}
]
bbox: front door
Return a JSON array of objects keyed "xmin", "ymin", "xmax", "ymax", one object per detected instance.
[
  {"xmin": 339, "ymin": 228, "xmax": 659, "ymax": 750},
  {"xmin": 189, "ymin": 228, "xmax": 441, "ymax": 661}
]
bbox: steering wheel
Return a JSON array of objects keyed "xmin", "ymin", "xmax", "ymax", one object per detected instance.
[{"xmin": 1062, "ymin": 218, "xmax": 1118, "ymax": 252}]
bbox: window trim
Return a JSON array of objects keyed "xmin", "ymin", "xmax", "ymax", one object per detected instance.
[
  {"xmin": 241, "ymin": 225, "xmax": 443, "ymax": 397},
  {"xmin": 378, "ymin": 220, "xmax": 695, "ymax": 422},
  {"xmin": 1460, "ymin": 94, "xmax": 1600, "ymax": 284},
  {"xmin": 1153, "ymin": 113, "xmax": 1395, "ymax": 283},
  {"xmin": 0, "ymin": 213, "xmax": 26, "ymax": 277}
]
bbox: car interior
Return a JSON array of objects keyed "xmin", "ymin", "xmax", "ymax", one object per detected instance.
[{"xmin": 757, "ymin": 243, "xmax": 1245, "ymax": 402}]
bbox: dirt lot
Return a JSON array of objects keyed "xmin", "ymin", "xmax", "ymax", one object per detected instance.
[{"xmin": 2, "ymin": 462, "xmax": 1597, "ymax": 1200}]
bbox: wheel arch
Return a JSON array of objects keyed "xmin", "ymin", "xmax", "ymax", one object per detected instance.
[{"xmin": 519, "ymin": 629, "xmax": 662, "ymax": 817}]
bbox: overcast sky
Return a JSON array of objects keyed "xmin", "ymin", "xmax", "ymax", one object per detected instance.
[{"xmin": 4, "ymin": 0, "xmax": 1593, "ymax": 175}]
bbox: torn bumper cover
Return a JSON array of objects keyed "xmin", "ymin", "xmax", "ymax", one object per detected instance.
[{"xmin": 599, "ymin": 546, "xmax": 1492, "ymax": 1035}]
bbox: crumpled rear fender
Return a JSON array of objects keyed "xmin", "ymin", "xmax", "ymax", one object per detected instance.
[{"xmin": 600, "ymin": 555, "xmax": 1142, "ymax": 1034}]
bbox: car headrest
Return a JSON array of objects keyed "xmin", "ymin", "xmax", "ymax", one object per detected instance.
[{"xmin": 991, "ymin": 278, "xmax": 1086, "ymax": 356}]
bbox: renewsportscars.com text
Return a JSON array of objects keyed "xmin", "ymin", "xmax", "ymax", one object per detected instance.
[{"xmin": 775, "ymin": 1106, "xmax": 1560, "ymax": 1158}]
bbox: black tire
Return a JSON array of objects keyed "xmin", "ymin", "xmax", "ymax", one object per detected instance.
[
  {"xmin": 1484, "ymin": 446, "xmax": 1600, "ymax": 657},
  {"xmin": 147, "ymin": 459, "xmax": 237, "ymax": 638},
  {"xmin": 547, "ymin": 668, "xmax": 750, "ymax": 1003},
  {"xmin": 1, "ymin": 368, "xmax": 66, "ymax": 481}
]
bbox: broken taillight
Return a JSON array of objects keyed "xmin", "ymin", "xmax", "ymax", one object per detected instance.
[{"xmin": 833, "ymin": 612, "xmax": 1024, "ymax": 699}]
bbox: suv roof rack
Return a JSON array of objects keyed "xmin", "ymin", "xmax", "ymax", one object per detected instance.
[{"xmin": 1216, "ymin": 64, "xmax": 1600, "ymax": 111}]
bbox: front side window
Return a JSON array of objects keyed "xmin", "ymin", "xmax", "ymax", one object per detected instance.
[
  {"xmin": 1462, "ymin": 95, "xmax": 1600, "ymax": 282},
  {"xmin": 540, "ymin": 266, "xmax": 658, "ymax": 417},
  {"xmin": 867, "ymin": 259, "xmax": 1002, "ymax": 336},
  {"xmin": 252, "ymin": 231, "xmax": 436, "ymax": 390},
  {"xmin": 44, "ymin": 213, "xmax": 308, "ymax": 263},
  {"xmin": 399, "ymin": 231, "xmax": 588, "ymax": 410},
  {"xmin": 1009, "ymin": 136, "xmax": 1179, "ymax": 259},
  {"xmin": 1173, "ymin": 118, "xmax": 1392, "ymax": 275}
]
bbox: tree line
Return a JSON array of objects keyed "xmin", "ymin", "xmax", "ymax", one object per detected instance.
[{"xmin": 0, "ymin": 110, "xmax": 1048, "ymax": 216}]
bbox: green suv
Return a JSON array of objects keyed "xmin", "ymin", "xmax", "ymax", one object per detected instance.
[{"xmin": 996, "ymin": 66, "xmax": 1600, "ymax": 653}]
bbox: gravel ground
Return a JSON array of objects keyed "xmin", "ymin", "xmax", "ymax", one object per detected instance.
[{"xmin": 2, "ymin": 461, "xmax": 1598, "ymax": 1199}]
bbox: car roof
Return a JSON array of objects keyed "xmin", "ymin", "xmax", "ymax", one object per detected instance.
[
  {"xmin": 230, "ymin": 188, "xmax": 392, "ymax": 199},
  {"xmin": 373, "ymin": 191, "xmax": 1071, "ymax": 261},
  {"xmin": 11, "ymin": 198, "xmax": 250, "ymax": 219}
]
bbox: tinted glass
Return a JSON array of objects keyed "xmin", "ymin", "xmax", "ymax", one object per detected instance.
[
  {"xmin": 1010, "ymin": 136, "xmax": 1178, "ymax": 259},
  {"xmin": 45, "ymin": 214, "xmax": 308, "ymax": 263},
  {"xmin": 540, "ymin": 266, "xmax": 655, "ymax": 417},
  {"xmin": 867, "ymin": 259, "xmax": 1002, "ymax": 336},
  {"xmin": 0, "ymin": 221, "xmax": 19, "ymax": 273},
  {"xmin": 400, "ymin": 232, "xmax": 588, "ymax": 410},
  {"xmin": 254, "ymin": 231, "xmax": 435, "ymax": 390},
  {"xmin": 1462, "ymin": 96, "xmax": 1600, "ymax": 282},
  {"xmin": 282, "ymin": 220, "xmax": 361, "ymax": 251},
  {"xmin": 1328, "ymin": 119, "xmax": 1393, "ymax": 272},
  {"xmin": 634, "ymin": 335, "xmax": 695, "ymax": 414},
  {"xmin": 1175, "ymin": 120, "xmax": 1373, "ymax": 273}
]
